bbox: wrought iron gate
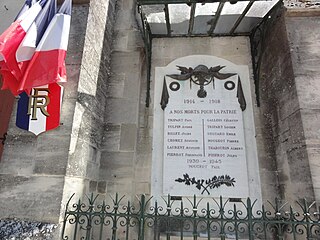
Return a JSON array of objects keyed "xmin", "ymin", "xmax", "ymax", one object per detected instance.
[{"xmin": 62, "ymin": 194, "xmax": 320, "ymax": 240}]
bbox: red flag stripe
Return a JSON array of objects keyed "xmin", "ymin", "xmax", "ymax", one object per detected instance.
[
  {"xmin": 19, "ymin": 49, "xmax": 66, "ymax": 90},
  {"xmin": 46, "ymin": 83, "xmax": 62, "ymax": 131}
]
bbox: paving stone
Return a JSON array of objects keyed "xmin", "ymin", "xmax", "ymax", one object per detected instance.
[{"xmin": 0, "ymin": 175, "xmax": 64, "ymax": 223}]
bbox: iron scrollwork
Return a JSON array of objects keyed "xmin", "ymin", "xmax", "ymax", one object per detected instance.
[{"xmin": 61, "ymin": 193, "xmax": 320, "ymax": 240}]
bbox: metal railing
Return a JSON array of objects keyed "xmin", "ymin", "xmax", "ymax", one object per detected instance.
[{"xmin": 61, "ymin": 194, "xmax": 320, "ymax": 240}]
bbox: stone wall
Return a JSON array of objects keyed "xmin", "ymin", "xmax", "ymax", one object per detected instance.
[
  {"xmin": 0, "ymin": 0, "xmax": 24, "ymax": 33},
  {"xmin": 1, "ymin": 1, "xmax": 320, "ymax": 236},
  {"xmin": 256, "ymin": 10, "xmax": 320, "ymax": 202},
  {"xmin": 256, "ymin": 10, "xmax": 296, "ymax": 202},
  {"xmin": 61, "ymin": 0, "xmax": 117, "ymax": 203},
  {"xmin": 0, "ymin": 0, "xmax": 117, "ymax": 227},
  {"xmin": 0, "ymin": 4, "xmax": 90, "ymax": 223},
  {"xmin": 285, "ymin": 16, "xmax": 320, "ymax": 201},
  {"xmin": 99, "ymin": 0, "xmax": 145, "ymax": 198}
]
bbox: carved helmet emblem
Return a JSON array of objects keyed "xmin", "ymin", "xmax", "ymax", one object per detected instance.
[{"xmin": 167, "ymin": 65, "xmax": 236, "ymax": 98}]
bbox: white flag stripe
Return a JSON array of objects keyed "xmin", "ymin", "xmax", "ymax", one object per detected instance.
[
  {"xmin": 28, "ymin": 85, "xmax": 48, "ymax": 135},
  {"xmin": 16, "ymin": 0, "xmax": 38, "ymax": 21},
  {"xmin": 16, "ymin": 23, "xmax": 37, "ymax": 62},
  {"xmin": 20, "ymin": 3, "xmax": 43, "ymax": 31},
  {"xmin": 28, "ymin": 107, "xmax": 47, "ymax": 135},
  {"xmin": 36, "ymin": 14, "xmax": 70, "ymax": 51}
]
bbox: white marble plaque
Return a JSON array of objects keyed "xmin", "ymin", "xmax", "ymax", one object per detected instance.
[
  {"xmin": 162, "ymin": 74, "xmax": 249, "ymax": 197},
  {"xmin": 152, "ymin": 55, "xmax": 261, "ymax": 200}
]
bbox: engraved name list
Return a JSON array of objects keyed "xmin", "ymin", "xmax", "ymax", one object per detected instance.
[{"xmin": 162, "ymin": 77, "xmax": 249, "ymax": 197}]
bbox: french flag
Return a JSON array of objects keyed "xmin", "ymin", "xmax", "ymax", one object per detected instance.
[
  {"xmin": 16, "ymin": 83, "xmax": 63, "ymax": 135},
  {"xmin": 0, "ymin": 0, "xmax": 36, "ymax": 95},
  {"xmin": 0, "ymin": 0, "xmax": 48, "ymax": 87},
  {"xmin": 18, "ymin": 0, "xmax": 72, "ymax": 91},
  {"xmin": 16, "ymin": 0, "xmax": 57, "ymax": 74}
]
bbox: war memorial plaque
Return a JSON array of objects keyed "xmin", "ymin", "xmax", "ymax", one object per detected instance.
[
  {"xmin": 160, "ymin": 64, "xmax": 249, "ymax": 197},
  {"xmin": 152, "ymin": 56, "xmax": 260, "ymax": 199}
]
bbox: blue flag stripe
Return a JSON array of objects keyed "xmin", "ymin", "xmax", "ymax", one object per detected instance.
[
  {"xmin": 16, "ymin": 92, "xmax": 30, "ymax": 131},
  {"xmin": 35, "ymin": 0, "xmax": 57, "ymax": 45},
  {"xmin": 39, "ymin": 0, "xmax": 48, "ymax": 8},
  {"xmin": 26, "ymin": 0, "xmax": 33, "ymax": 7}
]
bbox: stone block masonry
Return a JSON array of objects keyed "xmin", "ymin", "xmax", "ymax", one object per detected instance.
[
  {"xmin": 1, "ymin": 1, "xmax": 320, "ymax": 239},
  {"xmin": 255, "ymin": 9, "xmax": 301, "ymax": 202},
  {"xmin": 0, "ymin": 1, "xmax": 117, "ymax": 237},
  {"xmin": 256, "ymin": 9, "xmax": 320, "ymax": 202},
  {"xmin": 285, "ymin": 16, "xmax": 320, "ymax": 202},
  {"xmin": 100, "ymin": 0, "xmax": 146, "ymax": 198},
  {"xmin": 0, "ymin": 4, "xmax": 90, "ymax": 224}
]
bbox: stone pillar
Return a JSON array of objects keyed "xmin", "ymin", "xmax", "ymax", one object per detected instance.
[
  {"xmin": 61, "ymin": 0, "xmax": 117, "ymax": 203},
  {"xmin": 285, "ymin": 14, "xmax": 320, "ymax": 201},
  {"xmin": 256, "ymin": 6, "xmax": 320, "ymax": 202},
  {"xmin": 255, "ymin": 9, "xmax": 303, "ymax": 202},
  {"xmin": 100, "ymin": 0, "xmax": 145, "ymax": 197}
]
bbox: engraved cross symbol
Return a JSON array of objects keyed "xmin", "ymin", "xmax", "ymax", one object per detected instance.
[{"xmin": 27, "ymin": 88, "xmax": 51, "ymax": 120}]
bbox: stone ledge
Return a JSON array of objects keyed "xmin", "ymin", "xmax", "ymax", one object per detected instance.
[{"xmin": 286, "ymin": 8, "xmax": 320, "ymax": 17}]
